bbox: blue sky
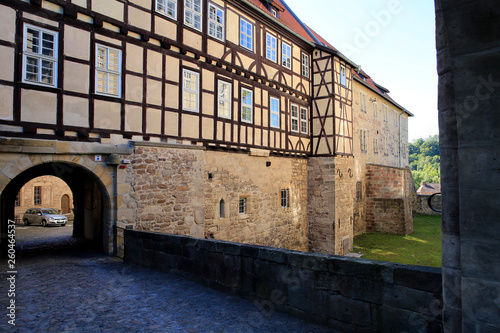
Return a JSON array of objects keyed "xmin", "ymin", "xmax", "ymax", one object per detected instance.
[{"xmin": 284, "ymin": 0, "xmax": 438, "ymax": 141}]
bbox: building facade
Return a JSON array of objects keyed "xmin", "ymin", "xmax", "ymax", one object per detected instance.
[{"xmin": 0, "ymin": 0, "xmax": 412, "ymax": 255}]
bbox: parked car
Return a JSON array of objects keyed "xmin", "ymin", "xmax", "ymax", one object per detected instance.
[{"xmin": 23, "ymin": 208, "xmax": 68, "ymax": 227}]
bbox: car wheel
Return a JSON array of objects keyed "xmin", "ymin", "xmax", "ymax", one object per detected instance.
[
  {"xmin": 24, "ymin": 219, "xmax": 30, "ymax": 226},
  {"xmin": 42, "ymin": 220, "xmax": 47, "ymax": 227}
]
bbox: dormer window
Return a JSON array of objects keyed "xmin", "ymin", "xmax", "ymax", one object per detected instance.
[{"xmin": 271, "ymin": 8, "xmax": 279, "ymax": 18}]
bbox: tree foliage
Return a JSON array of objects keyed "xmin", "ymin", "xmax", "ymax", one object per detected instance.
[{"xmin": 409, "ymin": 135, "xmax": 440, "ymax": 189}]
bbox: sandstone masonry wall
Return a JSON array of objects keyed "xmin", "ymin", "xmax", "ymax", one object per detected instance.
[
  {"xmin": 333, "ymin": 156, "xmax": 355, "ymax": 255},
  {"xmin": 365, "ymin": 164, "xmax": 413, "ymax": 235}
]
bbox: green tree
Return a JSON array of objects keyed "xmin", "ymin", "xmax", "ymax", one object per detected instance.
[{"xmin": 409, "ymin": 135, "xmax": 440, "ymax": 189}]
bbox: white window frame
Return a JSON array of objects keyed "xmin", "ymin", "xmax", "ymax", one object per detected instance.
[
  {"xmin": 218, "ymin": 80, "xmax": 232, "ymax": 119},
  {"xmin": 301, "ymin": 53, "xmax": 310, "ymax": 78},
  {"xmin": 182, "ymin": 69, "xmax": 199, "ymax": 112},
  {"xmin": 156, "ymin": 0, "xmax": 177, "ymax": 20},
  {"xmin": 241, "ymin": 88, "xmax": 253, "ymax": 123},
  {"xmin": 240, "ymin": 17, "xmax": 253, "ymax": 51},
  {"xmin": 393, "ymin": 110, "xmax": 399, "ymax": 126},
  {"xmin": 95, "ymin": 44, "xmax": 122, "ymax": 97},
  {"xmin": 266, "ymin": 33, "xmax": 277, "ymax": 62},
  {"xmin": 300, "ymin": 107, "xmax": 308, "ymax": 134},
  {"xmin": 22, "ymin": 24, "xmax": 58, "ymax": 87},
  {"xmin": 184, "ymin": 0, "xmax": 202, "ymax": 31},
  {"xmin": 291, "ymin": 103, "xmax": 299, "ymax": 133},
  {"xmin": 282, "ymin": 42, "xmax": 291, "ymax": 69},
  {"xmin": 360, "ymin": 92, "xmax": 367, "ymax": 113},
  {"xmin": 270, "ymin": 96, "xmax": 280, "ymax": 128},
  {"xmin": 360, "ymin": 129, "xmax": 367, "ymax": 153},
  {"xmin": 281, "ymin": 189, "xmax": 290, "ymax": 208},
  {"xmin": 208, "ymin": 2, "xmax": 224, "ymax": 41},
  {"xmin": 340, "ymin": 65, "xmax": 346, "ymax": 86},
  {"xmin": 373, "ymin": 101, "xmax": 378, "ymax": 118}
]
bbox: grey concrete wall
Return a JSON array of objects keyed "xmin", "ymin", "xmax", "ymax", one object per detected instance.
[
  {"xmin": 124, "ymin": 230, "xmax": 442, "ymax": 332},
  {"xmin": 436, "ymin": 0, "xmax": 500, "ymax": 331}
]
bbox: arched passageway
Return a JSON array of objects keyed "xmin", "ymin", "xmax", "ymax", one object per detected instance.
[{"xmin": 0, "ymin": 162, "xmax": 111, "ymax": 255}]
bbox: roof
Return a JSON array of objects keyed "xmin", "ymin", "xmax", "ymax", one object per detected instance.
[
  {"xmin": 416, "ymin": 183, "xmax": 441, "ymax": 195},
  {"xmin": 244, "ymin": 0, "xmax": 410, "ymax": 114},
  {"xmin": 352, "ymin": 68, "xmax": 413, "ymax": 116}
]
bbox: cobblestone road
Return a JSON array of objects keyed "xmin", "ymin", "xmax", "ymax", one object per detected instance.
[{"xmin": 0, "ymin": 226, "xmax": 333, "ymax": 332}]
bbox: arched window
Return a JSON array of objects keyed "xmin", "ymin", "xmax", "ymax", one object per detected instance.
[
  {"xmin": 219, "ymin": 199, "xmax": 225, "ymax": 218},
  {"xmin": 356, "ymin": 182, "xmax": 362, "ymax": 201}
]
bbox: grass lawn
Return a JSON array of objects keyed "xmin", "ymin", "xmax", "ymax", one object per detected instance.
[{"xmin": 352, "ymin": 214, "xmax": 442, "ymax": 267}]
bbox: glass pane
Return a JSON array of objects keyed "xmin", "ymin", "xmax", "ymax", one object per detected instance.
[
  {"xmin": 26, "ymin": 29, "xmax": 40, "ymax": 53},
  {"xmin": 42, "ymin": 33, "xmax": 54, "ymax": 56},
  {"xmin": 41, "ymin": 60, "xmax": 53, "ymax": 84},
  {"xmin": 97, "ymin": 48, "xmax": 107, "ymax": 69},
  {"xmin": 108, "ymin": 50, "xmax": 119, "ymax": 71}
]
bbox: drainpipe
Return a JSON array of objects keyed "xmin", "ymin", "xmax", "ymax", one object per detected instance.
[{"xmin": 106, "ymin": 154, "xmax": 120, "ymax": 255}]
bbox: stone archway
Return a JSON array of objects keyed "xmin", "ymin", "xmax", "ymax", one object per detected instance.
[{"xmin": 0, "ymin": 161, "xmax": 112, "ymax": 254}]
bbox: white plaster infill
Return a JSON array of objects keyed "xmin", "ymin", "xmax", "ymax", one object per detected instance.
[{"xmin": 0, "ymin": 137, "xmax": 133, "ymax": 155}]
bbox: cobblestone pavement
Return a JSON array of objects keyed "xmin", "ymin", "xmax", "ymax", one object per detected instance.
[{"xmin": 1, "ymin": 227, "xmax": 333, "ymax": 332}]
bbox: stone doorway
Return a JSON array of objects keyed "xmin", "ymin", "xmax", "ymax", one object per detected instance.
[
  {"xmin": 0, "ymin": 162, "xmax": 110, "ymax": 255},
  {"xmin": 61, "ymin": 194, "xmax": 71, "ymax": 214}
]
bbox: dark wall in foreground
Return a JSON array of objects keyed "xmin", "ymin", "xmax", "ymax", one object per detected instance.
[
  {"xmin": 124, "ymin": 230, "xmax": 442, "ymax": 332},
  {"xmin": 436, "ymin": 0, "xmax": 500, "ymax": 331}
]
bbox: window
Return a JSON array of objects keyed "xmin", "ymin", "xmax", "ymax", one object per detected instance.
[
  {"xmin": 384, "ymin": 137, "xmax": 389, "ymax": 156},
  {"xmin": 383, "ymin": 104, "xmax": 388, "ymax": 123},
  {"xmin": 156, "ymin": 0, "xmax": 176, "ymax": 19},
  {"xmin": 183, "ymin": 69, "xmax": 199, "ymax": 112},
  {"xmin": 282, "ymin": 42, "xmax": 291, "ymax": 69},
  {"xmin": 373, "ymin": 102, "xmax": 378, "ymax": 118},
  {"xmin": 360, "ymin": 129, "xmax": 367, "ymax": 153},
  {"xmin": 291, "ymin": 104, "xmax": 299, "ymax": 132},
  {"xmin": 373, "ymin": 138, "xmax": 379, "ymax": 154},
  {"xmin": 95, "ymin": 44, "xmax": 122, "ymax": 96},
  {"xmin": 360, "ymin": 92, "xmax": 367, "ymax": 113},
  {"xmin": 281, "ymin": 189, "xmax": 290, "ymax": 208},
  {"xmin": 219, "ymin": 199, "xmax": 225, "ymax": 218},
  {"xmin": 300, "ymin": 107, "xmax": 308, "ymax": 134},
  {"xmin": 240, "ymin": 17, "xmax": 253, "ymax": 51},
  {"xmin": 218, "ymin": 80, "xmax": 231, "ymax": 118},
  {"xmin": 270, "ymin": 97, "xmax": 280, "ymax": 128},
  {"xmin": 208, "ymin": 3, "xmax": 224, "ymax": 41},
  {"xmin": 239, "ymin": 197, "xmax": 247, "ymax": 214},
  {"xmin": 184, "ymin": 0, "xmax": 202, "ymax": 31},
  {"xmin": 266, "ymin": 33, "xmax": 277, "ymax": 62},
  {"xmin": 340, "ymin": 65, "xmax": 346, "ymax": 86},
  {"xmin": 15, "ymin": 191, "xmax": 20, "ymax": 207},
  {"xmin": 301, "ymin": 53, "xmax": 309, "ymax": 77},
  {"xmin": 34, "ymin": 186, "xmax": 42, "ymax": 205},
  {"xmin": 23, "ymin": 24, "xmax": 58, "ymax": 86},
  {"xmin": 271, "ymin": 8, "xmax": 279, "ymax": 18},
  {"xmin": 356, "ymin": 182, "xmax": 362, "ymax": 201},
  {"xmin": 393, "ymin": 110, "xmax": 399, "ymax": 126},
  {"xmin": 241, "ymin": 88, "xmax": 253, "ymax": 123}
]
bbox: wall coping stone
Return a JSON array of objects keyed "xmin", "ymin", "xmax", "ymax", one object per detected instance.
[
  {"xmin": 0, "ymin": 137, "xmax": 133, "ymax": 155},
  {"xmin": 132, "ymin": 141, "xmax": 206, "ymax": 150},
  {"xmin": 366, "ymin": 162, "xmax": 411, "ymax": 171}
]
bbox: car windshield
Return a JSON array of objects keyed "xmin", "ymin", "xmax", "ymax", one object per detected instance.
[{"xmin": 42, "ymin": 209, "xmax": 60, "ymax": 215}]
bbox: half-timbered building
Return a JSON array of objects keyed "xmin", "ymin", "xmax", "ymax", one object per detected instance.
[{"xmin": 0, "ymin": 0, "xmax": 412, "ymax": 256}]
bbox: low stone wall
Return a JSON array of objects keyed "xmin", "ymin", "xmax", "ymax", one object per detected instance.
[
  {"xmin": 124, "ymin": 230, "xmax": 443, "ymax": 332},
  {"xmin": 413, "ymin": 195, "xmax": 441, "ymax": 215},
  {"xmin": 366, "ymin": 198, "xmax": 413, "ymax": 235}
]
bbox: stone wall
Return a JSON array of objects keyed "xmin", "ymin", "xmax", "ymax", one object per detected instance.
[
  {"xmin": 129, "ymin": 143, "xmax": 309, "ymax": 252},
  {"xmin": 14, "ymin": 175, "xmax": 73, "ymax": 221},
  {"xmin": 364, "ymin": 164, "xmax": 413, "ymax": 235},
  {"xmin": 307, "ymin": 157, "xmax": 335, "ymax": 254},
  {"xmin": 130, "ymin": 143, "xmax": 205, "ymax": 237},
  {"xmin": 124, "ymin": 230, "xmax": 443, "ymax": 332},
  {"xmin": 204, "ymin": 150, "xmax": 308, "ymax": 251},
  {"xmin": 334, "ymin": 156, "xmax": 355, "ymax": 255},
  {"xmin": 413, "ymin": 194, "xmax": 441, "ymax": 216}
]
